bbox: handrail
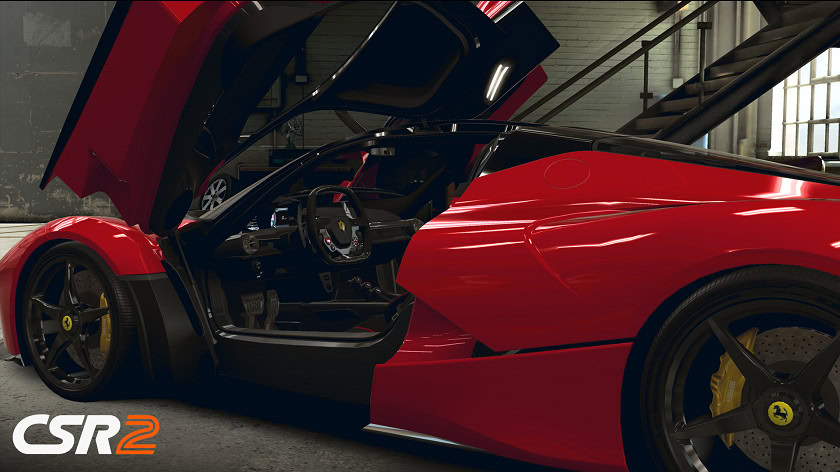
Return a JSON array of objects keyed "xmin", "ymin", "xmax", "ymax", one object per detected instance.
[
  {"xmin": 656, "ymin": 4, "xmax": 840, "ymax": 144},
  {"xmin": 513, "ymin": 0, "xmax": 692, "ymax": 122},
  {"xmin": 530, "ymin": 0, "xmax": 719, "ymax": 124}
]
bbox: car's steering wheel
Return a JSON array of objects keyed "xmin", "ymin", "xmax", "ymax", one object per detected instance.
[{"xmin": 306, "ymin": 186, "xmax": 371, "ymax": 265}]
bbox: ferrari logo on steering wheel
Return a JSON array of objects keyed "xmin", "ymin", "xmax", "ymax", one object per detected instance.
[
  {"xmin": 62, "ymin": 315, "xmax": 73, "ymax": 331},
  {"xmin": 338, "ymin": 220, "xmax": 346, "ymax": 232}
]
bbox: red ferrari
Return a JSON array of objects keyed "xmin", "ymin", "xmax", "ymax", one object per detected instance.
[{"xmin": 2, "ymin": 2, "xmax": 839, "ymax": 471}]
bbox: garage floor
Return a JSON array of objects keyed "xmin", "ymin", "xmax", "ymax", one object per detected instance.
[{"xmin": 0, "ymin": 224, "xmax": 559, "ymax": 472}]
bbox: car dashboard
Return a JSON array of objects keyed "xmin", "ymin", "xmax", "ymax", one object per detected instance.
[{"xmin": 212, "ymin": 191, "xmax": 423, "ymax": 274}]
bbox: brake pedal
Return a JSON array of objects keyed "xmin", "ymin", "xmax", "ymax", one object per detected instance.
[
  {"xmin": 240, "ymin": 292, "xmax": 264, "ymax": 329},
  {"xmin": 319, "ymin": 272, "xmax": 334, "ymax": 293}
]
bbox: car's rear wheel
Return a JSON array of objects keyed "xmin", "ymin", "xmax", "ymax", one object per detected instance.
[
  {"xmin": 637, "ymin": 265, "xmax": 840, "ymax": 472},
  {"xmin": 22, "ymin": 241, "xmax": 139, "ymax": 401}
]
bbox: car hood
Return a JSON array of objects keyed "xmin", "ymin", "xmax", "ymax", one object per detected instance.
[{"xmin": 40, "ymin": 1, "xmax": 558, "ymax": 234}]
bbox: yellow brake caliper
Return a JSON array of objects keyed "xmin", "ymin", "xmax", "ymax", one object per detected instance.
[
  {"xmin": 99, "ymin": 293, "xmax": 111, "ymax": 355},
  {"xmin": 709, "ymin": 327, "xmax": 758, "ymax": 447}
]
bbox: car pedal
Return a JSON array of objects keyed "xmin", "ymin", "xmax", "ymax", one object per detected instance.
[
  {"xmin": 319, "ymin": 272, "xmax": 334, "ymax": 293},
  {"xmin": 264, "ymin": 289, "xmax": 279, "ymax": 330},
  {"xmin": 240, "ymin": 292, "xmax": 264, "ymax": 329}
]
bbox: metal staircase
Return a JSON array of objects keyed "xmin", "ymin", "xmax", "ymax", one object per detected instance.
[
  {"xmin": 515, "ymin": 1, "xmax": 840, "ymax": 149},
  {"xmin": 616, "ymin": 1, "xmax": 840, "ymax": 144}
]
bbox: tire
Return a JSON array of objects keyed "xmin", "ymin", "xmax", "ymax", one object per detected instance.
[
  {"xmin": 200, "ymin": 174, "xmax": 233, "ymax": 210},
  {"xmin": 22, "ymin": 241, "xmax": 140, "ymax": 401},
  {"xmin": 631, "ymin": 265, "xmax": 840, "ymax": 472}
]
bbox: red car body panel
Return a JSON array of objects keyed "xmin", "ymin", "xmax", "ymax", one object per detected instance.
[
  {"xmin": 6, "ymin": 2, "xmax": 840, "ymax": 471},
  {"xmin": 372, "ymin": 342, "xmax": 632, "ymax": 472},
  {"xmin": 0, "ymin": 217, "xmax": 163, "ymax": 355},
  {"xmin": 394, "ymin": 150, "xmax": 840, "ymax": 352},
  {"xmin": 373, "ymin": 297, "xmax": 631, "ymax": 471},
  {"xmin": 367, "ymin": 150, "xmax": 840, "ymax": 471},
  {"xmin": 41, "ymin": 1, "xmax": 245, "ymax": 234}
]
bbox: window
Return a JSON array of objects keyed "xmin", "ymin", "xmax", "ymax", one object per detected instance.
[
  {"xmin": 469, "ymin": 131, "xmax": 592, "ymax": 181},
  {"xmin": 770, "ymin": 48, "xmax": 840, "ymax": 157}
]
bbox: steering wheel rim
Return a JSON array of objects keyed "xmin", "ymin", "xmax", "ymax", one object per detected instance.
[{"xmin": 306, "ymin": 185, "xmax": 371, "ymax": 265}]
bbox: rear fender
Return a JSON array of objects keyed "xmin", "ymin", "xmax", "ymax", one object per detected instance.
[{"xmin": 398, "ymin": 198, "xmax": 840, "ymax": 352}]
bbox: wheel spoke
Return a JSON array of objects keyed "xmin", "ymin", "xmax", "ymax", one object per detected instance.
[
  {"xmin": 770, "ymin": 439, "xmax": 801, "ymax": 472},
  {"xmin": 672, "ymin": 405, "xmax": 757, "ymax": 441},
  {"xmin": 31, "ymin": 295, "xmax": 63, "ymax": 320},
  {"xmin": 708, "ymin": 318, "xmax": 777, "ymax": 390},
  {"xmin": 793, "ymin": 335, "xmax": 840, "ymax": 397},
  {"xmin": 44, "ymin": 334, "xmax": 71, "ymax": 371},
  {"xmin": 807, "ymin": 412, "xmax": 840, "ymax": 448},
  {"xmin": 63, "ymin": 262, "xmax": 78, "ymax": 305},
  {"xmin": 79, "ymin": 306, "xmax": 110, "ymax": 324},
  {"xmin": 71, "ymin": 337, "xmax": 95, "ymax": 374}
]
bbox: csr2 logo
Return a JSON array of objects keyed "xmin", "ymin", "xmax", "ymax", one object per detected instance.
[{"xmin": 13, "ymin": 415, "xmax": 158, "ymax": 455}]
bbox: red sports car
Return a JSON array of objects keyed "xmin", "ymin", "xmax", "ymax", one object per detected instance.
[{"xmin": 2, "ymin": 2, "xmax": 839, "ymax": 471}]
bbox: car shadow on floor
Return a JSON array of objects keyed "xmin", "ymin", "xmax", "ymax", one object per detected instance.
[
  {"xmin": 159, "ymin": 375, "xmax": 567, "ymax": 472},
  {"xmin": 1, "ymin": 343, "xmax": 570, "ymax": 472}
]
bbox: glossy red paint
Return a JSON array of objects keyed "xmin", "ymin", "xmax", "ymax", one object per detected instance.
[
  {"xmin": 42, "ymin": 1, "xmax": 244, "ymax": 234},
  {"xmin": 476, "ymin": 1, "xmax": 514, "ymax": 18},
  {"xmin": 396, "ymin": 150, "xmax": 840, "ymax": 352},
  {"xmin": 371, "ymin": 342, "xmax": 632, "ymax": 472},
  {"xmin": 0, "ymin": 217, "xmax": 163, "ymax": 355},
  {"xmin": 385, "ymin": 299, "xmax": 476, "ymax": 364}
]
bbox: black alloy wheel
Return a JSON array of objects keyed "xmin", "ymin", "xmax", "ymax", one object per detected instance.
[
  {"xmin": 22, "ymin": 241, "xmax": 139, "ymax": 401},
  {"xmin": 634, "ymin": 266, "xmax": 840, "ymax": 472}
]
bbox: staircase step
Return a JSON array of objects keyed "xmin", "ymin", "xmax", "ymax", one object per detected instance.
[
  {"xmin": 754, "ymin": 18, "xmax": 818, "ymax": 44},
  {"xmin": 779, "ymin": 1, "xmax": 840, "ymax": 27},
  {"xmin": 657, "ymin": 97, "xmax": 699, "ymax": 113},
  {"xmin": 684, "ymin": 75, "xmax": 737, "ymax": 95},
  {"xmin": 730, "ymin": 37, "xmax": 790, "ymax": 62},
  {"xmin": 708, "ymin": 56, "xmax": 764, "ymax": 78},
  {"xmin": 635, "ymin": 115, "xmax": 681, "ymax": 132}
]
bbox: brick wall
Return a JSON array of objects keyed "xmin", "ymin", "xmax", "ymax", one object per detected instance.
[{"xmin": 519, "ymin": 1, "xmax": 701, "ymax": 131}]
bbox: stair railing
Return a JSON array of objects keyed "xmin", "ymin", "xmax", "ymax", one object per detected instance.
[
  {"xmin": 514, "ymin": 0, "xmax": 719, "ymax": 124},
  {"xmin": 696, "ymin": 20, "xmax": 713, "ymax": 104}
]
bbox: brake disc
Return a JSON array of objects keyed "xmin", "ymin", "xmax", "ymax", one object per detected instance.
[{"xmin": 726, "ymin": 327, "xmax": 840, "ymax": 471}]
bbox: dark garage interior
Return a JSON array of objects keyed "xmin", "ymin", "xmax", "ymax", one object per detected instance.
[{"xmin": 2, "ymin": 1, "xmax": 840, "ymax": 471}]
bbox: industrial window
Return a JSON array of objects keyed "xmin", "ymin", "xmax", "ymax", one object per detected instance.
[{"xmin": 770, "ymin": 48, "xmax": 840, "ymax": 157}]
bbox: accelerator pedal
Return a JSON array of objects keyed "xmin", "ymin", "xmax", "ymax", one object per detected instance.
[{"xmin": 264, "ymin": 290, "xmax": 279, "ymax": 330}]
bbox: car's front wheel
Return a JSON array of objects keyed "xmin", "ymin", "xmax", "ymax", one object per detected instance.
[
  {"xmin": 635, "ymin": 265, "xmax": 840, "ymax": 472},
  {"xmin": 22, "ymin": 241, "xmax": 140, "ymax": 401}
]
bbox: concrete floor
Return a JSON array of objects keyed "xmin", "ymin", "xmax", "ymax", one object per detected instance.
[{"xmin": 0, "ymin": 224, "xmax": 560, "ymax": 472}]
